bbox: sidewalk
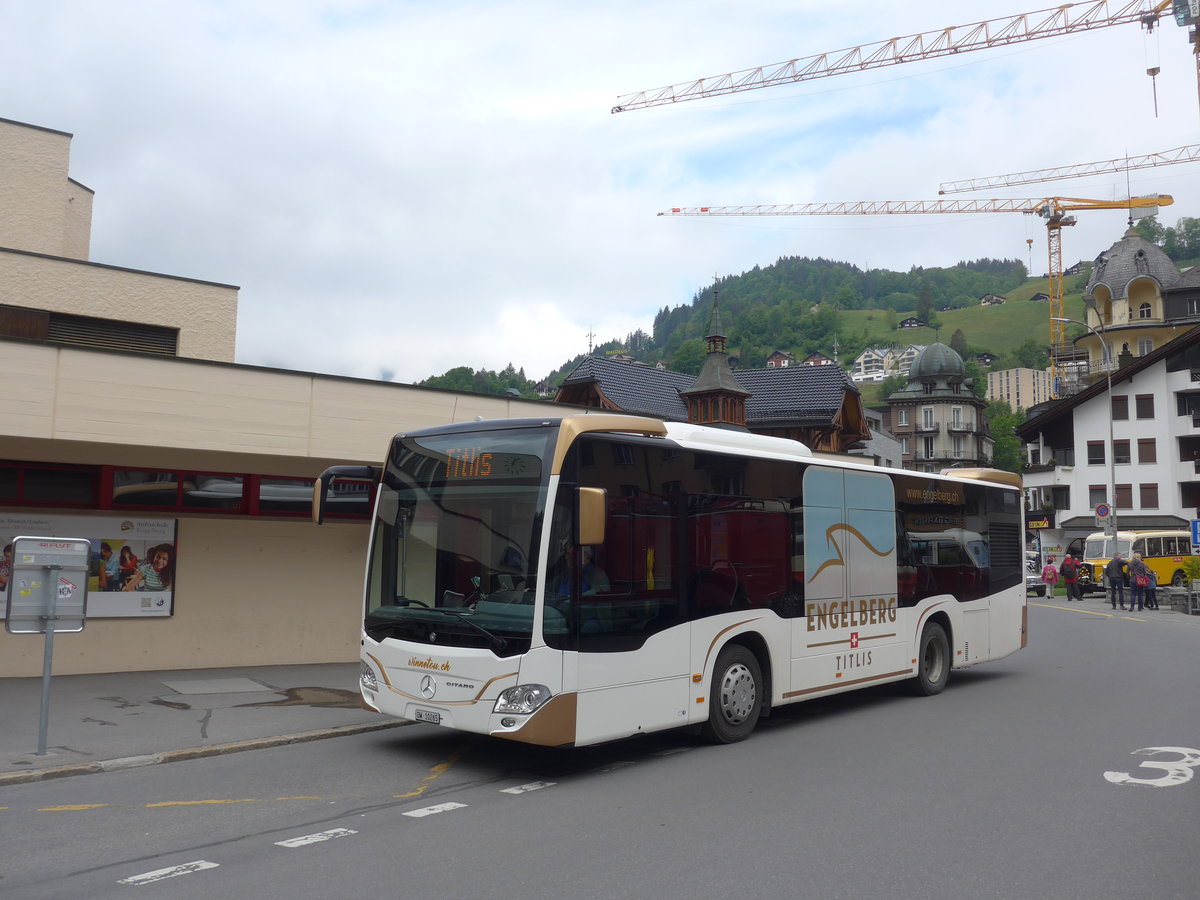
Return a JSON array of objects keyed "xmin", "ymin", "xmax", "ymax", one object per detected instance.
[{"xmin": 0, "ymin": 662, "xmax": 403, "ymax": 786}]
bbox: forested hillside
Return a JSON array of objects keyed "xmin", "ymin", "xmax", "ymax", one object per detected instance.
[{"xmin": 418, "ymin": 254, "xmax": 1090, "ymax": 397}]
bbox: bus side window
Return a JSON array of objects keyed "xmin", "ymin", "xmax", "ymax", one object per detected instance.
[{"xmin": 1144, "ymin": 537, "xmax": 1161, "ymax": 558}]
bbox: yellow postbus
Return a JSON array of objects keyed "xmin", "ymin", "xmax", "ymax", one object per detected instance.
[{"xmin": 1080, "ymin": 530, "xmax": 1194, "ymax": 592}]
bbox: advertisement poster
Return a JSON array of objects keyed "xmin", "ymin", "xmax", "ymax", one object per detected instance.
[{"xmin": 0, "ymin": 514, "xmax": 177, "ymax": 618}]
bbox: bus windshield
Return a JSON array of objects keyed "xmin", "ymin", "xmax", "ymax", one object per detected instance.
[
  {"xmin": 1084, "ymin": 535, "xmax": 1132, "ymax": 561},
  {"xmin": 364, "ymin": 425, "xmax": 555, "ymax": 657}
]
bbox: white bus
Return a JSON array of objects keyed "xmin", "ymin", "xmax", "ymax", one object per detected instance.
[{"xmin": 314, "ymin": 415, "xmax": 1026, "ymax": 747}]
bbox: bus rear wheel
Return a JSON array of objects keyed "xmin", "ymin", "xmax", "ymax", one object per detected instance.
[
  {"xmin": 910, "ymin": 621, "xmax": 950, "ymax": 696},
  {"xmin": 701, "ymin": 645, "xmax": 762, "ymax": 744}
]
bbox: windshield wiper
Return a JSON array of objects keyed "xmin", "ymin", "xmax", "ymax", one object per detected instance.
[{"xmin": 427, "ymin": 608, "xmax": 508, "ymax": 651}]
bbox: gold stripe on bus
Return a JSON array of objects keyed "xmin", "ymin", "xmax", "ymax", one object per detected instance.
[
  {"xmin": 782, "ymin": 669, "xmax": 912, "ymax": 699},
  {"xmin": 365, "ymin": 652, "xmax": 518, "ymax": 705},
  {"xmin": 807, "ymin": 632, "xmax": 897, "ymax": 649}
]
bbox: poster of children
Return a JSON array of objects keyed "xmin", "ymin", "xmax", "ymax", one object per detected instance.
[{"xmin": 0, "ymin": 514, "xmax": 177, "ymax": 617}]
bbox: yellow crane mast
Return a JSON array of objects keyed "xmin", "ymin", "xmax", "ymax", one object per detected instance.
[
  {"xmin": 613, "ymin": 1, "xmax": 1191, "ymax": 115},
  {"xmin": 659, "ymin": 194, "xmax": 1173, "ymax": 395}
]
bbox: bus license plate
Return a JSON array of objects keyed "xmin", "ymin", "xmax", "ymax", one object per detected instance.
[{"xmin": 414, "ymin": 709, "xmax": 441, "ymax": 725}]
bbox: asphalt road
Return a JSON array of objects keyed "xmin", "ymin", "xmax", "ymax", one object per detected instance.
[{"xmin": 2, "ymin": 602, "xmax": 1198, "ymax": 900}]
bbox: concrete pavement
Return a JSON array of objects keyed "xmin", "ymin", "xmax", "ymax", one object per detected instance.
[
  {"xmin": 0, "ymin": 662, "xmax": 403, "ymax": 786},
  {"xmin": 2, "ymin": 595, "xmax": 1196, "ymax": 787}
]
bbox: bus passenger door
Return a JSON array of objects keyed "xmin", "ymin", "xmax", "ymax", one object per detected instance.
[{"xmin": 572, "ymin": 496, "xmax": 690, "ymax": 745}]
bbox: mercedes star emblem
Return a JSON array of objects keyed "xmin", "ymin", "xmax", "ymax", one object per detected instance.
[{"xmin": 419, "ymin": 675, "xmax": 436, "ymax": 699}]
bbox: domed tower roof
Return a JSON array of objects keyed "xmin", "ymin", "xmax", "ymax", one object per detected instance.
[
  {"xmin": 908, "ymin": 341, "xmax": 965, "ymax": 380},
  {"xmin": 1086, "ymin": 227, "xmax": 1180, "ymax": 301}
]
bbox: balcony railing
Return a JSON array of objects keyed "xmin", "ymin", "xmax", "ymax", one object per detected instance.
[
  {"xmin": 914, "ymin": 423, "xmax": 941, "ymax": 434},
  {"xmin": 947, "ymin": 421, "xmax": 975, "ymax": 433}
]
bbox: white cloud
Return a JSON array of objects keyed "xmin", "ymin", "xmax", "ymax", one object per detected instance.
[{"xmin": 4, "ymin": 0, "xmax": 1197, "ymax": 383}]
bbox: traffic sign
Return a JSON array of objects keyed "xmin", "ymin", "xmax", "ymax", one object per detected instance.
[
  {"xmin": 1095, "ymin": 504, "xmax": 1111, "ymax": 518},
  {"xmin": 1192, "ymin": 518, "xmax": 1200, "ymax": 547}
]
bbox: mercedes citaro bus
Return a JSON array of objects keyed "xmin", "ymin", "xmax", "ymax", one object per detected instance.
[{"xmin": 314, "ymin": 415, "xmax": 1026, "ymax": 747}]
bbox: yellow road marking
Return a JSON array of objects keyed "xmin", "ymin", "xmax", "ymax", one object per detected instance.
[
  {"xmin": 1030, "ymin": 601, "xmax": 1147, "ymax": 621},
  {"xmin": 145, "ymin": 796, "xmax": 320, "ymax": 808},
  {"xmin": 393, "ymin": 748, "xmax": 465, "ymax": 799},
  {"xmin": 38, "ymin": 804, "xmax": 108, "ymax": 811},
  {"xmin": 1031, "ymin": 601, "xmax": 1113, "ymax": 618}
]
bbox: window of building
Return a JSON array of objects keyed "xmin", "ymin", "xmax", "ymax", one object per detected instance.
[
  {"xmin": 1137, "ymin": 439, "xmax": 1156, "ymax": 464},
  {"xmin": 923, "ymin": 436, "xmax": 935, "ymax": 459},
  {"xmin": 952, "ymin": 435, "xmax": 964, "ymax": 458},
  {"xmin": 1086, "ymin": 441, "xmax": 1105, "ymax": 465},
  {"xmin": 1088, "ymin": 484, "xmax": 1107, "ymax": 507},
  {"xmin": 1135, "ymin": 394, "xmax": 1155, "ymax": 419},
  {"xmin": 1138, "ymin": 303, "xmax": 1152, "ymax": 319},
  {"xmin": 0, "ymin": 462, "xmax": 98, "ymax": 506},
  {"xmin": 897, "ymin": 410, "xmax": 909, "ymax": 426},
  {"xmin": 1139, "ymin": 483, "xmax": 1159, "ymax": 509},
  {"xmin": 1111, "ymin": 395, "xmax": 1129, "ymax": 420},
  {"xmin": 1113, "ymin": 440, "xmax": 1130, "ymax": 465},
  {"xmin": 1114, "ymin": 484, "xmax": 1132, "ymax": 509},
  {"xmin": 1051, "ymin": 486, "xmax": 1070, "ymax": 510},
  {"xmin": 922, "ymin": 407, "xmax": 934, "ymax": 428},
  {"xmin": 0, "ymin": 461, "xmax": 369, "ymax": 518},
  {"xmin": 901, "ymin": 437, "xmax": 910, "ymax": 454},
  {"xmin": 1137, "ymin": 338, "xmax": 1153, "ymax": 356},
  {"xmin": 1190, "ymin": 298, "xmax": 1200, "ymax": 316}
]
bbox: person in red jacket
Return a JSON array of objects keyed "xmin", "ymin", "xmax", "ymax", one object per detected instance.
[{"xmin": 1059, "ymin": 555, "xmax": 1082, "ymax": 602}]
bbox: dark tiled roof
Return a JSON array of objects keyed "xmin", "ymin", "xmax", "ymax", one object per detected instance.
[{"xmin": 558, "ymin": 356, "xmax": 858, "ymax": 425}]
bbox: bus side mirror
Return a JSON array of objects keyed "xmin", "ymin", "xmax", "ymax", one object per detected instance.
[
  {"xmin": 312, "ymin": 465, "xmax": 378, "ymax": 525},
  {"xmin": 576, "ymin": 487, "xmax": 607, "ymax": 546}
]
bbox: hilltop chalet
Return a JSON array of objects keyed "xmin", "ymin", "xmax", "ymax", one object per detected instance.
[{"xmin": 555, "ymin": 305, "xmax": 870, "ymax": 454}]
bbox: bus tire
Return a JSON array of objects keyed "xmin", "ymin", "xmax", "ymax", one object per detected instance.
[
  {"xmin": 910, "ymin": 621, "xmax": 950, "ymax": 696},
  {"xmin": 1172, "ymin": 569, "xmax": 1186, "ymax": 588},
  {"xmin": 701, "ymin": 644, "xmax": 762, "ymax": 744}
]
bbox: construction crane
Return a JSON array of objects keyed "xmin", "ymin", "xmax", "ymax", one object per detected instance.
[
  {"xmin": 659, "ymin": 194, "xmax": 1174, "ymax": 395},
  {"xmin": 938, "ymin": 143, "xmax": 1200, "ymax": 193},
  {"xmin": 612, "ymin": 1, "xmax": 1196, "ymax": 115}
]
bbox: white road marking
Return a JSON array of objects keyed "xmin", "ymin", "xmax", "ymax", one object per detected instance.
[
  {"xmin": 500, "ymin": 781, "xmax": 556, "ymax": 794},
  {"xmin": 117, "ymin": 860, "xmax": 219, "ymax": 885},
  {"xmin": 275, "ymin": 827, "xmax": 358, "ymax": 848},
  {"xmin": 403, "ymin": 801, "xmax": 467, "ymax": 818}
]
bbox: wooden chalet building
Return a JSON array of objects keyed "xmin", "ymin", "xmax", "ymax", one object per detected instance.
[{"xmin": 554, "ymin": 303, "xmax": 871, "ymax": 453}]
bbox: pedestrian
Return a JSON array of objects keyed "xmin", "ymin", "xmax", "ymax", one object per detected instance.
[
  {"xmin": 1106, "ymin": 553, "xmax": 1127, "ymax": 610},
  {"xmin": 1060, "ymin": 554, "xmax": 1082, "ymax": 601},
  {"xmin": 1144, "ymin": 568, "xmax": 1159, "ymax": 610},
  {"xmin": 1041, "ymin": 555, "xmax": 1059, "ymax": 595},
  {"xmin": 1127, "ymin": 551, "xmax": 1150, "ymax": 612}
]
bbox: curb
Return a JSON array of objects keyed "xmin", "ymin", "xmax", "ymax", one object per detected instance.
[{"xmin": 0, "ymin": 720, "xmax": 407, "ymax": 787}]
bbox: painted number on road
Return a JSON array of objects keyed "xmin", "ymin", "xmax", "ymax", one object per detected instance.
[{"xmin": 1104, "ymin": 747, "xmax": 1200, "ymax": 787}]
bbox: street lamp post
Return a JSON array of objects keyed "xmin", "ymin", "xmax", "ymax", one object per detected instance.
[{"xmin": 1053, "ymin": 316, "xmax": 1118, "ymax": 539}]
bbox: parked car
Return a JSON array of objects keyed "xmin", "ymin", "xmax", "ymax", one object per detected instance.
[{"xmin": 1026, "ymin": 551, "xmax": 1047, "ymax": 597}]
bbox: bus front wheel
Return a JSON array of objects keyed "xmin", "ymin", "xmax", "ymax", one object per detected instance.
[
  {"xmin": 910, "ymin": 621, "xmax": 950, "ymax": 696},
  {"xmin": 701, "ymin": 644, "xmax": 762, "ymax": 744}
]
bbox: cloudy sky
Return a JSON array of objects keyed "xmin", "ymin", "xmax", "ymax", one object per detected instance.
[{"xmin": 4, "ymin": 1, "xmax": 1198, "ymax": 383}]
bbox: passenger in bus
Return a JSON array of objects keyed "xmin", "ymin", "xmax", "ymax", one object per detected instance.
[
  {"xmin": 1127, "ymin": 552, "xmax": 1151, "ymax": 612},
  {"xmin": 1105, "ymin": 554, "xmax": 1128, "ymax": 610}
]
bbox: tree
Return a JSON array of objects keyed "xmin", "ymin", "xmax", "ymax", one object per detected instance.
[
  {"xmin": 985, "ymin": 400, "xmax": 1025, "ymax": 473},
  {"xmin": 670, "ymin": 339, "xmax": 707, "ymax": 376},
  {"xmin": 950, "ymin": 329, "xmax": 968, "ymax": 357}
]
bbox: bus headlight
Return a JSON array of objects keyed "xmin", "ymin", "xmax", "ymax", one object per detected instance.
[
  {"xmin": 494, "ymin": 684, "xmax": 552, "ymax": 715},
  {"xmin": 360, "ymin": 663, "xmax": 379, "ymax": 692}
]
